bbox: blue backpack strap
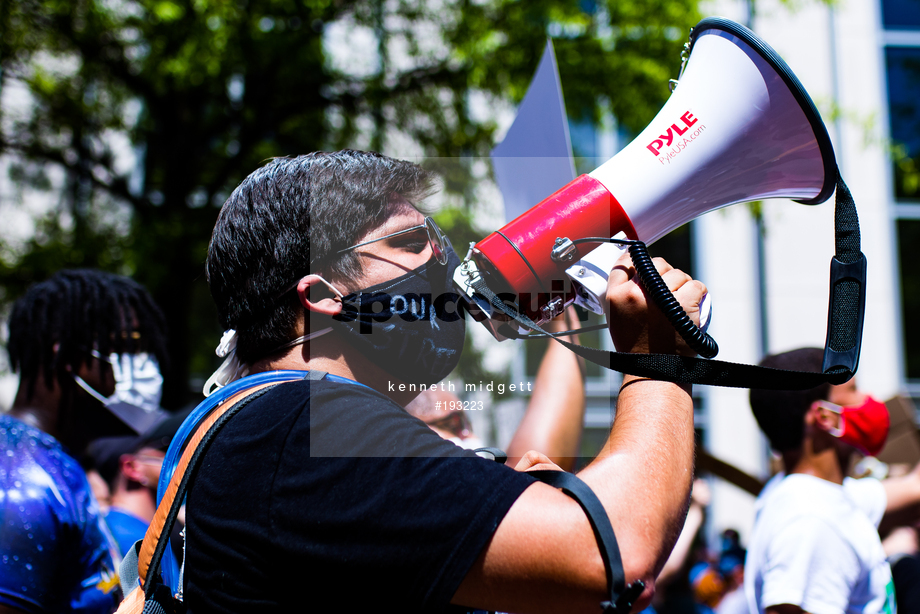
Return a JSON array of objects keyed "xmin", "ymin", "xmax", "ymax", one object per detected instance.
[
  {"xmin": 159, "ymin": 370, "xmax": 316, "ymax": 501},
  {"xmin": 144, "ymin": 384, "xmax": 280, "ymax": 605},
  {"xmin": 156, "ymin": 370, "xmax": 322, "ymax": 591},
  {"xmin": 527, "ymin": 470, "xmax": 645, "ymax": 613}
]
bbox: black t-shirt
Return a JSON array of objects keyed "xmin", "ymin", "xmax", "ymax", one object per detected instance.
[{"xmin": 185, "ymin": 378, "xmax": 536, "ymax": 613}]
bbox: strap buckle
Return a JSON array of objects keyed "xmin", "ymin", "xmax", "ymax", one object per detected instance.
[
  {"xmin": 822, "ymin": 253, "xmax": 867, "ymax": 376},
  {"xmin": 602, "ymin": 580, "xmax": 646, "ymax": 613}
]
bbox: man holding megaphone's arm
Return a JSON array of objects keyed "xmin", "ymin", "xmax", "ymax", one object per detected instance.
[
  {"xmin": 130, "ymin": 151, "xmax": 707, "ymax": 614},
  {"xmin": 453, "ymin": 252, "xmax": 706, "ymax": 613}
]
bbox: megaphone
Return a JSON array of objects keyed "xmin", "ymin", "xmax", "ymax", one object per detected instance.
[{"xmin": 454, "ymin": 17, "xmax": 837, "ymax": 341}]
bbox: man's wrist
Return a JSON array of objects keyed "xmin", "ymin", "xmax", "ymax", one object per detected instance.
[
  {"xmin": 619, "ymin": 375, "xmax": 691, "ymax": 397},
  {"xmin": 619, "ymin": 376, "xmax": 653, "ymax": 394}
]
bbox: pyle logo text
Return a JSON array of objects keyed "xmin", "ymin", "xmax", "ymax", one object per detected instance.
[{"xmin": 646, "ymin": 112, "xmax": 698, "ymax": 156}]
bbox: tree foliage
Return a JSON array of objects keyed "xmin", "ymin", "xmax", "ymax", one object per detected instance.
[{"xmin": 0, "ymin": 0, "xmax": 699, "ymax": 406}]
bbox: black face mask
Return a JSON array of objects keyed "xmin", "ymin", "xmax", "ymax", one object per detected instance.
[{"xmin": 330, "ymin": 246, "xmax": 466, "ymax": 385}]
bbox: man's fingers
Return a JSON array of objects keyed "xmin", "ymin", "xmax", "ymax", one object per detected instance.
[
  {"xmin": 672, "ymin": 280, "xmax": 709, "ymax": 326},
  {"xmin": 660, "ymin": 267, "xmax": 692, "ymax": 292},
  {"xmin": 651, "ymin": 257, "xmax": 673, "ymax": 276},
  {"xmin": 514, "ymin": 450, "xmax": 562, "ymax": 472},
  {"xmin": 605, "ymin": 252, "xmax": 710, "ymax": 355},
  {"xmin": 607, "ymin": 251, "xmax": 635, "ymax": 287},
  {"xmin": 610, "ymin": 255, "xmax": 678, "ymax": 290},
  {"xmin": 678, "ymin": 279, "xmax": 709, "ymax": 303},
  {"xmin": 660, "ymin": 269, "xmax": 707, "ymax": 301}
]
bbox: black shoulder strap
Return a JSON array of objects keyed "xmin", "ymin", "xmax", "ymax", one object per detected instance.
[
  {"xmin": 469, "ymin": 173, "xmax": 866, "ymax": 390},
  {"xmin": 527, "ymin": 470, "xmax": 645, "ymax": 613}
]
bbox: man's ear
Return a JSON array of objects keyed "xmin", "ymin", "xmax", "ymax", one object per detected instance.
[
  {"xmin": 810, "ymin": 402, "xmax": 842, "ymax": 434},
  {"xmin": 804, "ymin": 402, "xmax": 819, "ymax": 426},
  {"xmin": 297, "ymin": 275, "xmax": 344, "ymax": 317}
]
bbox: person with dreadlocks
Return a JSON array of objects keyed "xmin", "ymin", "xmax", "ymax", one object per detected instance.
[{"xmin": 0, "ymin": 269, "xmax": 169, "ymax": 614}]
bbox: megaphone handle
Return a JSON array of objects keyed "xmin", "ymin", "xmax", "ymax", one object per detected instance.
[{"xmin": 625, "ymin": 242, "xmax": 719, "ymax": 359}]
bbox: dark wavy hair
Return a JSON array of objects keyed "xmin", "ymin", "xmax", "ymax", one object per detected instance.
[
  {"xmin": 749, "ymin": 347, "xmax": 831, "ymax": 452},
  {"xmin": 206, "ymin": 150, "xmax": 435, "ymax": 362},
  {"xmin": 7, "ymin": 269, "xmax": 169, "ymax": 401}
]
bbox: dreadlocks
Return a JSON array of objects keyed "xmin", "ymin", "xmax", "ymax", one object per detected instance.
[{"xmin": 7, "ymin": 269, "xmax": 169, "ymax": 401}]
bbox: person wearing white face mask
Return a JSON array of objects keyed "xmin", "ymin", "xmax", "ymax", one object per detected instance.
[
  {"xmin": 0, "ymin": 269, "xmax": 170, "ymax": 614},
  {"xmin": 73, "ymin": 350, "xmax": 166, "ymax": 434}
]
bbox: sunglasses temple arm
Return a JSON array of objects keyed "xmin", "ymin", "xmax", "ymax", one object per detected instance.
[{"xmin": 340, "ymin": 224, "xmax": 427, "ymax": 253}]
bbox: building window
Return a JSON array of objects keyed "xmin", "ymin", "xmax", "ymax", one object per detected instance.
[
  {"xmin": 882, "ymin": 0, "xmax": 920, "ymax": 29},
  {"xmin": 898, "ymin": 219, "xmax": 920, "ymax": 379},
  {"xmin": 886, "ymin": 46, "xmax": 920, "ymax": 201},
  {"xmin": 884, "ymin": 0, "xmax": 920, "ymax": 384}
]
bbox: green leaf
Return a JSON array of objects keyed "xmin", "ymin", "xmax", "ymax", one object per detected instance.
[{"xmin": 153, "ymin": 1, "xmax": 185, "ymax": 22}]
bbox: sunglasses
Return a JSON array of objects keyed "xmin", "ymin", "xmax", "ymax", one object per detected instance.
[{"xmin": 337, "ymin": 217, "xmax": 450, "ymax": 266}]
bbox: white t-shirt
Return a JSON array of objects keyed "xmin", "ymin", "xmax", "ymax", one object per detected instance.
[{"xmin": 744, "ymin": 473, "xmax": 896, "ymax": 614}]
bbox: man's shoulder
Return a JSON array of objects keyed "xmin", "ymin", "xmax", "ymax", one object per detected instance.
[
  {"xmin": 219, "ymin": 376, "xmax": 400, "ymax": 431},
  {"xmin": 105, "ymin": 508, "xmax": 149, "ymax": 556},
  {"xmin": 0, "ymin": 414, "xmax": 66, "ymax": 458},
  {"xmin": 0, "ymin": 415, "xmax": 89, "ymax": 510},
  {"xmin": 105, "ymin": 507, "xmax": 148, "ymax": 532},
  {"xmin": 760, "ymin": 474, "xmax": 849, "ymax": 512},
  {"xmin": 842, "ymin": 476, "xmax": 887, "ymax": 527},
  {"xmin": 752, "ymin": 475, "xmax": 882, "ymax": 563},
  {"xmin": 202, "ymin": 374, "xmax": 437, "ymax": 461},
  {"xmin": 254, "ymin": 376, "xmax": 399, "ymax": 410},
  {"xmin": 0, "ymin": 417, "xmax": 119, "ymax": 613},
  {"xmin": 749, "ymin": 477, "xmax": 892, "ymax": 614},
  {"xmin": 751, "ymin": 476, "xmax": 856, "ymax": 547}
]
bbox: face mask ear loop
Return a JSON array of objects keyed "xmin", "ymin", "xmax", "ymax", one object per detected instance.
[
  {"xmin": 203, "ymin": 277, "xmax": 346, "ymax": 397},
  {"xmin": 308, "ymin": 275, "xmax": 345, "ymax": 299},
  {"xmin": 203, "ymin": 330, "xmax": 250, "ymax": 397},
  {"xmin": 814, "ymin": 401, "xmax": 845, "ymax": 438},
  {"xmin": 281, "ymin": 274, "xmax": 346, "ymax": 302},
  {"xmin": 72, "ymin": 374, "xmax": 109, "ymax": 404},
  {"xmin": 272, "ymin": 275, "xmax": 342, "ymax": 352}
]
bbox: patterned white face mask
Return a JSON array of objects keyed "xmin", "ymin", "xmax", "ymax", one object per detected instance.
[{"xmin": 73, "ymin": 351, "xmax": 165, "ymax": 433}]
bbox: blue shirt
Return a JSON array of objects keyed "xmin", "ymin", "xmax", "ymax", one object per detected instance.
[
  {"xmin": 104, "ymin": 508, "xmax": 149, "ymax": 560},
  {"xmin": 0, "ymin": 415, "xmax": 121, "ymax": 613}
]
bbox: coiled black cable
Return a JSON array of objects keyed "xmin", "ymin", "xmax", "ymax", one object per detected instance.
[
  {"xmin": 627, "ymin": 242, "xmax": 718, "ymax": 358},
  {"xmin": 571, "ymin": 237, "xmax": 719, "ymax": 358}
]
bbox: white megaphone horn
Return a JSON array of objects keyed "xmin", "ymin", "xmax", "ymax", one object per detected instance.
[{"xmin": 455, "ymin": 17, "xmax": 837, "ymax": 343}]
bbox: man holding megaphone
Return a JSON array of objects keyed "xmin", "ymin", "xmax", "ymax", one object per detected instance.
[
  {"xmin": 127, "ymin": 16, "xmax": 870, "ymax": 614},
  {"xmin": 130, "ymin": 149, "xmax": 706, "ymax": 614}
]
